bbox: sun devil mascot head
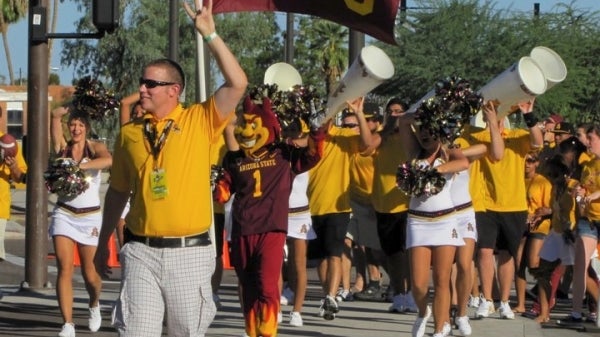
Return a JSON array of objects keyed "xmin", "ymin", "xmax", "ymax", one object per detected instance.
[{"xmin": 235, "ymin": 95, "xmax": 282, "ymax": 159}]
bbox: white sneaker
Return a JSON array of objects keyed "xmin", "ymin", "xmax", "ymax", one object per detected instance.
[
  {"xmin": 289, "ymin": 311, "xmax": 303, "ymax": 327},
  {"xmin": 281, "ymin": 287, "xmax": 295, "ymax": 305},
  {"xmin": 58, "ymin": 322, "xmax": 75, "ymax": 337},
  {"xmin": 467, "ymin": 295, "xmax": 480, "ymax": 308},
  {"xmin": 388, "ymin": 293, "xmax": 406, "ymax": 313},
  {"xmin": 456, "ymin": 315, "xmax": 472, "ymax": 335},
  {"xmin": 498, "ymin": 301, "xmax": 515, "ymax": 319},
  {"xmin": 88, "ymin": 305, "xmax": 101, "ymax": 332},
  {"xmin": 403, "ymin": 292, "xmax": 419, "ymax": 313},
  {"xmin": 411, "ymin": 305, "xmax": 431, "ymax": 337},
  {"xmin": 475, "ymin": 299, "xmax": 494, "ymax": 318},
  {"xmin": 441, "ymin": 321, "xmax": 451, "ymax": 336},
  {"xmin": 277, "ymin": 311, "xmax": 283, "ymax": 323}
]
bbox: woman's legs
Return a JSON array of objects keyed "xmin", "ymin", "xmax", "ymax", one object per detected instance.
[
  {"xmin": 431, "ymin": 245, "xmax": 458, "ymax": 333},
  {"xmin": 79, "ymin": 244, "xmax": 102, "ymax": 307},
  {"xmin": 53, "ymin": 236, "xmax": 76, "ymax": 324}
]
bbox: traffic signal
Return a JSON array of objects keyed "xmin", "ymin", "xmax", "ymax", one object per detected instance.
[{"xmin": 93, "ymin": 0, "xmax": 119, "ymax": 33}]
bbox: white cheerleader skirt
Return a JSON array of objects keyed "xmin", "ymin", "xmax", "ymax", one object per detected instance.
[
  {"xmin": 454, "ymin": 207, "xmax": 478, "ymax": 241},
  {"xmin": 287, "ymin": 211, "xmax": 316, "ymax": 240},
  {"xmin": 49, "ymin": 208, "xmax": 102, "ymax": 246},
  {"xmin": 406, "ymin": 212, "xmax": 465, "ymax": 249}
]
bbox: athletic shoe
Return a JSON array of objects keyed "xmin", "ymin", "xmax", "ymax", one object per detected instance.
[
  {"xmin": 586, "ymin": 312, "xmax": 597, "ymax": 323},
  {"xmin": 441, "ymin": 321, "xmax": 451, "ymax": 336},
  {"xmin": 404, "ymin": 292, "xmax": 419, "ymax": 313},
  {"xmin": 467, "ymin": 295, "xmax": 480, "ymax": 308},
  {"xmin": 289, "ymin": 311, "xmax": 303, "ymax": 327},
  {"xmin": 456, "ymin": 316, "xmax": 472, "ymax": 336},
  {"xmin": 556, "ymin": 313, "xmax": 584, "ymax": 327},
  {"xmin": 281, "ymin": 287, "xmax": 295, "ymax": 305},
  {"xmin": 335, "ymin": 288, "xmax": 353, "ymax": 302},
  {"xmin": 388, "ymin": 293, "xmax": 406, "ymax": 313},
  {"xmin": 475, "ymin": 299, "xmax": 494, "ymax": 318},
  {"xmin": 354, "ymin": 283, "xmax": 385, "ymax": 302},
  {"xmin": 58, "ymin": 323, "xmax": 75, "ymax": 337},
  {"xmin": 320, "ymin": 295, "xmax": 339, "ymax": 320},
  {"xmin": 411, "ymin": 306, "xmax": 431, "ymax": 337},
  {"xmin": 277, "ymin": 311, "xmax": 282, "ymax": 323},
  {"xmin": 88, "ymin": 305, "xmax": 102, "ymax": 332},
  {"xmin": 498, "ymin": 301, "xmax": 515, "ymax": 319}
]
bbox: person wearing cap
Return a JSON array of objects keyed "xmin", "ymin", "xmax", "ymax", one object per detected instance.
[
  {"xmin": 538, "ymin": 121, "xmax": 574, "ymax": 171},
  {"xmin": 542, "ymin": 114, "xmax": 564, "ymax": 147}
]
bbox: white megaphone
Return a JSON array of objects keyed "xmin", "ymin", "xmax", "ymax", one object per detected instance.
[
  {"xmin": 325, "ymin": 45, "xmax": 395, "ymax": 121},
  {"xmin": 530, "ymin": 46, "xmax": 567, "ymax": 90},
  {"xmin": 476, "ymin": 56, "xmax": 547, "ymax": 120},
  {"xmin": 264, "ymin": 62, "xmax": 303, "ymax": 90}
]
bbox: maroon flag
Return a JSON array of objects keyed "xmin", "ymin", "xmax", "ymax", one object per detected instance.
[{"xmin": 213, "ymin": 0, "xmax": 400, "ymax": 45}]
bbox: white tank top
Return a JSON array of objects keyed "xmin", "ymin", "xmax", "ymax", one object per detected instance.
[{"xmin": 408, "ymin": 158, "xmax": 455, "ymax": 212}]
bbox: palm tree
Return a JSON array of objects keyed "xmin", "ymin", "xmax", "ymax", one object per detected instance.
[
  {"xmin": 310, "ymin": 19, "xmax": 348, "ymax": 96},
  {"xmin": 1, "ymin": 0, "xmax": 28, "ymax": 85}
]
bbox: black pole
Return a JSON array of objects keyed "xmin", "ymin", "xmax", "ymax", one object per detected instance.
[
  {"xmin": 169, "ymin": 0, "xmax": 179, "ymax": 61},
  {"xmin": 24, "ymin": 0, "xmax": 50, "ymax": 291},
  {"xmin": 534, "ymin": 3, "xmax": 540, "ymax": 18},
  {"xmin": 349, "ymin": 30, "xmax": 364, "ymax": 64}
]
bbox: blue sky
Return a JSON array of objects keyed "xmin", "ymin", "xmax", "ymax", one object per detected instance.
[{"xmin": 1, "ymin": 0, "xmax": 599, "ymax": 86}]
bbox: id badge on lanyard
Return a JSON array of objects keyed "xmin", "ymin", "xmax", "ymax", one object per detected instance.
[{"xmin": 144, "ymin": 119, "xmax": 174, "ymax": 199}]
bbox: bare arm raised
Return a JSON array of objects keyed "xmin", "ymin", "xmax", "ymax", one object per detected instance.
[{"xmin": 183, "ymin": 0, "xmax": 248, "ymax": 119}]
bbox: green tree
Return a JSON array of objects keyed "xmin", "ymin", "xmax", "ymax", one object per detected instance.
[
  {"xmin": 295, "ymin": 17, "xmax": 348, "ymax": 96},
  {"xmin": 375, "ymin": 0, "xmax": 600, "ymax": 121},
  {"xmin": 0, "ymin": 0, "xmax": 28, "ymax": 85}
]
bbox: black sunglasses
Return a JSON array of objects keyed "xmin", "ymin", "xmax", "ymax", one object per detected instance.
[
  {"xmin": 342, "ymin": 123, "xmax": 359, "ymax": 128},
  {"xmin": 139, "ymin": 78, "xmax": 176, "ymax": 89}
]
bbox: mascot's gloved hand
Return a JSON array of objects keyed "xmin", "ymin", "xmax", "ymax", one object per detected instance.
[
  {"xmin": 212, "ymin": 167, "xmax": 232, "ymax": 204},
  {"xmin": 308, "ymin": 100, "xmax": 327, "ymax": 131}
]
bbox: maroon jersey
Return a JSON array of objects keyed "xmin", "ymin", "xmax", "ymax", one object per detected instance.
[{"xmin": 224, "ymin": 144, "xmax": 320, "ymax": 237}]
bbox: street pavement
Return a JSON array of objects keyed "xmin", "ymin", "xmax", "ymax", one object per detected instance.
[{"xmin": 2, "ymin": 185, "xmax": 600, "ymax": 336}]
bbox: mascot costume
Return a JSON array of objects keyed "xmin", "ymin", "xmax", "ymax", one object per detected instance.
[{"xmin": 214, "ymin": 94, "xmax": 324, "ymax": 337}]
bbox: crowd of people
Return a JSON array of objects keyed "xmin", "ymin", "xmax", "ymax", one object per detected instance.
[{"xmin": 3, "ymin": 1, "xmax": 600, "ymax": 337}]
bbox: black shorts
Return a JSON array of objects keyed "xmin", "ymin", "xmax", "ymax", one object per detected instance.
[
  {"xmin": 476, "ymin": 210, "xmax": 527, "ymax": 258},
  {"xmin": 213, "ymin": 212, "xmax": 225, "ymax": 258},
  {"xmin": 375, "ymin": 211, "xmax": 408, "ymax": 256},
  {"xmin": 307, "ymin": 212, "xmax": 350, "ymax": 259}
]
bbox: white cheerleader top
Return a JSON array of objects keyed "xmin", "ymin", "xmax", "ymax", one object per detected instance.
[
  {"xmin": 289, "ymin": 172, "xmax": 309, "ymax": 208},
  {"xmin": 408, "ymin": 158, "xmax": 455, "ymax": 212}
]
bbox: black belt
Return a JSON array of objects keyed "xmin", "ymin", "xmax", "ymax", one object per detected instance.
[
  {"xmin": 57, "ymin": 201, "xmax": 101, "ymax": 214},
  {"xmin": 124, "ymin": 228, "xmax": 211, "ymax": 248},
  {"xmin": 408, "ymin": 207, "xmax": 455, "ymax": 218}
]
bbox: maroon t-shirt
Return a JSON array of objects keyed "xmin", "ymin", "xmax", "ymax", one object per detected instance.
[{"xmin": 223, "ymin": 144, "xmax": 320, "ymax": 238}]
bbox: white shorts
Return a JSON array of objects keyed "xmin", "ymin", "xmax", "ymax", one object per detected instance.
[
  {"xmin": 287, "ymin": 211, "xmax": 316, "ymax": 240},
  {"xmin": 406, "ymin": 213, "xmax": 465, "ymax": 249},
  {"xmin": 539, "ymin": 230, "xmax": 575, "ymax": 265},
  {"xmin": 454, "ymin": 208, "xmax": 477, "ymax": 241},
  {"xmin": 49, "ymin": 208, "xmax": 101, "ymax": 246},
  {"xmin": 346, "ymin": 199, "xmax": 381, "ymax": 250}
]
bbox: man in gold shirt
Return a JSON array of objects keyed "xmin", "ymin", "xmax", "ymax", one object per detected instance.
[
  {"xmin": 94, "ymin": 1, "xmax": 247, "ymax": 335},
  {"xmin": 469, "ymin": 100, "xmax": 543, "ymax": 320}
]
